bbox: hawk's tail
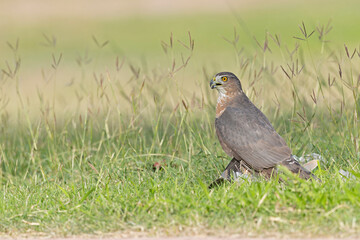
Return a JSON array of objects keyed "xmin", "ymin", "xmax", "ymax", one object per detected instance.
[{"xmin": 280, "ymin": 156, "xmax": 319, "ymax": 181}]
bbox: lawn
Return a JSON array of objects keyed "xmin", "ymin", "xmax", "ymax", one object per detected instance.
[{"xmin": 0, "ymin": 0, "xmax": 359, "ymax": 237}]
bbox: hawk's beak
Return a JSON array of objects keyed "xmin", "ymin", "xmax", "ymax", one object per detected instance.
[
  {"xmin": 210, "ymin": 78, "xmax": 221, "ymax": 89},
  {"xmin": 210, "ymin": 79, "xmax": 216, "ymax": 89}
]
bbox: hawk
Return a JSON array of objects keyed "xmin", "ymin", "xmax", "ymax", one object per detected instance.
[{"xmin": 209, "ymin": 72, "xmax": 316, "ymax": 186}]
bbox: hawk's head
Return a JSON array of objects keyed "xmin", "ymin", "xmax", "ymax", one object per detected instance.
[{"xmin": 210, "ymin": 72, "xmax": 242, "ymax": 93}]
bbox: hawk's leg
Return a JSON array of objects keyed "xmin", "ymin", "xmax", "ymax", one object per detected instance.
[
  {"xmin": 208, "ymin": 158, "xmax": 253, "ymax": 188},
  {"xmin": 221, "ymin": 158, "xmax": 242, "ymax": 181}
]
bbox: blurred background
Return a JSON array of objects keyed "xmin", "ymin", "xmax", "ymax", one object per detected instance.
[{"xmin": 0, "ymin": 0, "xmax": 359, "ymax": 121}]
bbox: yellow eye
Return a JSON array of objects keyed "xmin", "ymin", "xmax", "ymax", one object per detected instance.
[{"xmin": 221, "ymin": 76, "xmax": 228, "ymax": 82}]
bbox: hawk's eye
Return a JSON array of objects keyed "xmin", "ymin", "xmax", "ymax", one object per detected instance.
[{"xmin": 221, "ymin": 76, "xmax": 228, "ymax": 82}]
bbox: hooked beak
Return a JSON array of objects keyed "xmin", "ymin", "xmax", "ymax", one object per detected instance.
[
  {"xmin": 210, "ymin": 78, "xmax": 221, "ymax": 89},
  {"xmin": 210, "ymin": 79, "xmax": 216, "ymax": 89}
]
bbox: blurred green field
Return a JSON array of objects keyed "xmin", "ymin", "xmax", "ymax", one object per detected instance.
[
  {"xmin": 0, "ymin": 0, "xmax": 360, "ymax": 237},
  {"xmin": 2, "ymin": 0, "xmax": 360, "ymax": 58},
  {"xmin": 1, "ymin": 0, "xmax": 360, "ymax": 118}
]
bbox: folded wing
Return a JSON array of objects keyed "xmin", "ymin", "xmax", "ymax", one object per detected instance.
[{"xmin": 215, "ymin": 106, "xmax": 292, "ymax": 170}]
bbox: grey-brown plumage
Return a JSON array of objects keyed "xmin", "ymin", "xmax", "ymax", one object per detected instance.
[{"xmin": 209, "ymin": 72, "xmax": 315, "ymax": 185}]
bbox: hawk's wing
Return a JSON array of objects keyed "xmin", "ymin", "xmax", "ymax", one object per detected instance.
[{"xmin": 215, "ymin": 106, "xmax": 291, "ymax": 170}]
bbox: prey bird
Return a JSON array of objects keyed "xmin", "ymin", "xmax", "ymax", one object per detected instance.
[{"xmin": 209, "ymin": 72, "xmax": 317, "ymax": 186}]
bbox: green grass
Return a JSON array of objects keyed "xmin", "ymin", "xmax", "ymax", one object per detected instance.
[
  {"xmin": 1, "ymin": 2, "xmax": 360, "ymax": 237},
  {"xmin": 0, "ymin": 111, "xmax": 359, "ymax": 236}
]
